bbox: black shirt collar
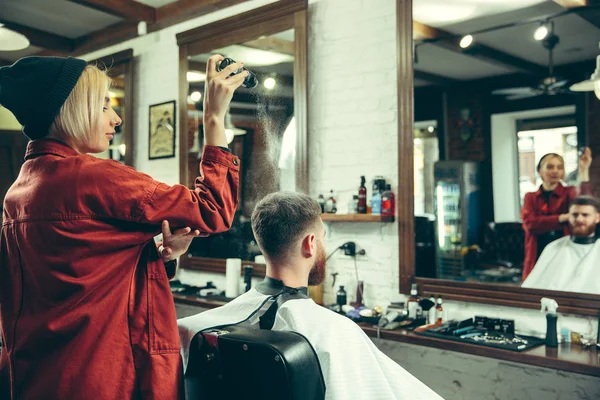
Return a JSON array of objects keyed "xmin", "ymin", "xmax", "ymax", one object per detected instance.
[
  {"xmin": 256, "ymin": 276, "xmax": 308, "ymax": 296},
  {"xmin": 570, "ymin": 235, "xmax": 598, "ymax": 245}
]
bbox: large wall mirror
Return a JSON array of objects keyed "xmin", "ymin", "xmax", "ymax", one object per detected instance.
[
  {"xmin": 92, "ymin": 49, "xmax": 135, "ymax": 166},
  {"xmin": 176, "ymin": 0, "xmax": 307, "ymax": 274},
  {"xmin": 399, "ymin": 0, "xmax": 600, "ymax": 316}
]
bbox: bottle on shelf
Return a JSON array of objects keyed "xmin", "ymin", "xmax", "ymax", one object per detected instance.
[
  {"xmin": 348, "ymin": 195, "xmax": 359, "ymax": 214},
  {"xmin": 436, "ymin": 295, "xmax": 444, "ymax": 324},
  {"xmin": 407, "ymin": 283, "xmax": 419, "ymax": 319},
  {"xmin": 358, "ymin": 176, "xmax": 367, "ymax": 214},
  {"xmin": 381, "ymin": 184, "xmax": 395, "ymax": 217},
  {"xmin": 325, "ymin": 190, "xmax": 337, "ymax": 213},
  {"xmin": 317, "ymin": 194, "xmax": 325, "ymax": 213},
  {"xmin": 336, "ymin": 285, "xmax": 347, "ymax": 313},
  {"xmin": 428, "ymin": 295, "xmax": 436, "ymax": 324}
]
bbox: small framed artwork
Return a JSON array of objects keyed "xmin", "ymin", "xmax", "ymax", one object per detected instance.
[{"xmin": 149, "ymin": 100, "xmax": 176, "ymax": 159}]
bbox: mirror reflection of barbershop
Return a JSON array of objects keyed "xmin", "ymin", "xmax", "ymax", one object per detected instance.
[{"xmin": 1, "ymin": 0, "xmax": 600, "ymax": 399}]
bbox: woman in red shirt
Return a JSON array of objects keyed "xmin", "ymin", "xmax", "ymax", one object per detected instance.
[
  {"xmin": 521, "ymin": 148, "xmax": 593, "ymax": 280},
  {"xmin": 0, "ymin": 55, "xmax": 247, "ymax": 399}
]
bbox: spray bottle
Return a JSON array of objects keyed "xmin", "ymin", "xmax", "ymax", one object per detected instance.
[
  {"xmin": 216, "ymin": 57, "xmax": 258, "ymax": 88},
  {"xmin": 541, "ymin": 297, "xmax": 559, "ymax": 347}
]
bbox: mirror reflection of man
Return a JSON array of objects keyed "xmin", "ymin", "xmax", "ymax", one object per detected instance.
[{"xmin": 522, "ymin": 196, "xmax": 600, "ymax": 294}]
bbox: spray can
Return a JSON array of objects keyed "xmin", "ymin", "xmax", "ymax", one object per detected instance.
[
  {"xmin": 336, "ymin": 286, "xmax": 347, "ymax": 313},
  {"xmin": 216, "ymin": 57, "xmax": 258, "ymax": 88},
  {"xmin": 541, "ymin": 297, "xmax": 559, "ymax": 347}
]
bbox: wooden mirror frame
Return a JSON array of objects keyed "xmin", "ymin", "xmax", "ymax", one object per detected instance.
[
  {"xmin": 396, "ymin": 0, "xmax": 600, "ymax": 317},
  {"xmin": 176, "ymin": 0, "xmax": 308, "ymax": 273},
  {"xmin": 92, "ymin": 49, "xmax": 135, "ymax": 167}
]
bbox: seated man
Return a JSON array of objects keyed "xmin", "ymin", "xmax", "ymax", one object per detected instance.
[
  {"xmin": 178, "ymin": 191, "xmax": 443, "ymax": 400},
  {"xmin": 522, "ymin": 195, "xmax": 600, "ymax": 294}
]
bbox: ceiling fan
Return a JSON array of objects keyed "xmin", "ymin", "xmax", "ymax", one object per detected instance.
[{"xmin": 492, "ymin": 25, "xmax": 570, "ymax": 101}]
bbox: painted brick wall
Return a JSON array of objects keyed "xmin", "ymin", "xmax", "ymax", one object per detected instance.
[{"xmin": 307, "ymin": 0, "xmax": 400, "ymax": 308}]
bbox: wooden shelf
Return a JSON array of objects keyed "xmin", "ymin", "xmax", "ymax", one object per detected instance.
[{"xmin": 320, "ymin": 214, "xmax": 394, "ymax": 223}]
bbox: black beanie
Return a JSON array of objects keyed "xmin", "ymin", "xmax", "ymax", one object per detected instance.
[{"xmin": 0, "ymin": 56, "xmax": 88, "ymax": 140}]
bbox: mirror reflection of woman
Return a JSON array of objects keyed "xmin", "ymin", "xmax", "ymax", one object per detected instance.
[{"xmin": 521, "ymin": 148, "xmax": 593, "ymax": 280}]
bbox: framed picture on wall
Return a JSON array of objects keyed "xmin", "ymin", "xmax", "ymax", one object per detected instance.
[{"xmin": 149, "ymin": 100, "xmax": 176, "ymax": 159}]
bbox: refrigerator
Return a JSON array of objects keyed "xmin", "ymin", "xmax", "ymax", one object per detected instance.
[{"xmin": 433, "ymin": 161, "xmax": 480, "ymax": 279}]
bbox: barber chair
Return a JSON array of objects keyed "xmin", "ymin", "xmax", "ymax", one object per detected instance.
[
  {"xmin": 473, "ymin": 222, "xmax": 524, "ymax": 282},
  {"xmin": 185, "ymin": 323, "xmax": 326, "ymax": 400}
]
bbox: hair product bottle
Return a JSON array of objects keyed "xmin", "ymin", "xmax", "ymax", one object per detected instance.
[
  {"xmin": 358, "ymin": 176, "xmax": 367, "ymax": 214},
  {"xmin": 436, "ymin": 295, "xmax": 444, "ymax": 324},
  {"xmin": 381, "ymin": 184, "xmax": 396, "ymax": 217}
]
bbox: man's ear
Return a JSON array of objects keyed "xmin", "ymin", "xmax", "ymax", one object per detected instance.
[
  {"xmin": 300, "ymin": 233, "xmax": 316, "ymax": 258},
  {"xmin": 595, "ymin": 212, "xmax": 600, "ymax": 224}
]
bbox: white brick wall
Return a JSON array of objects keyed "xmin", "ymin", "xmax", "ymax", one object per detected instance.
[
  {"xmin": 80, "ymin": 0, "xmax": 598, "ymax": 347},
  {"xmin": 308, "ymin": 0, "xmax": 400, "ymax": 308}
]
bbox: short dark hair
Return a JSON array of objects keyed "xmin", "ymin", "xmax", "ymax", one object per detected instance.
[
  {"xmin": 570, "ymin": 195, "xmax": 600, "ymax": 213},
  {"xmin": 537, "ymin": 153, "xmax": 564, "ymax": 172},
  {"xmin": 251, "ymin": 191, "xmax": 322, "ymax": 260}
]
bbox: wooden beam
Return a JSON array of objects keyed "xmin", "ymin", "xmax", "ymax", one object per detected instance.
[
  {"xmin": 153, "ymin": 0, "xmax": 249, "ymax": 31},
  {"xmin": 243, "ymin": 36, "xmax": 294, "ymax": 55},
  {"xmin": 67, "ymin": 0, "xmax": 156, "ymax": 22},
  {"xmin": 552, "ymin": 0, "xmax": 588, "ymax": 7},
  {"xmin": 413, "ymin": 21, "xmax": 443, "ymax": 40},
  {"xmin": 414, "ymin": 20, "xmax": 547, "ymax": 76},
  {"xmin": 72, "ymin": 22, "xmax": 139, "ymax": 56},
  {"xmin": 0, "ymin": 20, "xmax": 74, "ymax": 53},
  {"xmin": 35, "ymin": 0, "xmax": 248, "ymax": 57}
]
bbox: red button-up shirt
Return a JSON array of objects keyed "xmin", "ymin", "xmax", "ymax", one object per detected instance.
[
  {"xmin": 521, "ymin": 182, "xmax": 590, "ymax": 280},
  {"xmin": 0, "ymin": 139, "xmax": 239, "ymax": 399}
]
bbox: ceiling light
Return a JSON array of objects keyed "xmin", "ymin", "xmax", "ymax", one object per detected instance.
[
  {"xmin": 187, "ymin": 71, "xmax": 206, "ymax": 82},
  {"xmin": 459, "ymin": 35, "xmax": 473, "ymax": 49},
  {"xmin": 190, "ymin": 91, "xmax": 202, "ymax": 102},
  {"xmin": 534, "ymin": 24, "xmax": 548, "ymax": 41},
  {"xmin": 263, "ymin": 77, "xmax": 276, "ymax": 89},
  {"xmin": 427, "ymin": 126, "xmax": 435, "ymax": 133},
  {"xmin": 570, "ymin": 52, "xmax": 600, "ymax": 100},
  {"xmin": 0, "ymin": 26, "xmax": 30, "ymax": 51}
]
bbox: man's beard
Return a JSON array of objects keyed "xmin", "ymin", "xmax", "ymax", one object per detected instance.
[
  {"xmin": 570, "ymin": 222, "xmax": 597, "ymax": 238},
  {"xmin": 308, "ymin": 241, "xmax": 327, "ymax": 286}
]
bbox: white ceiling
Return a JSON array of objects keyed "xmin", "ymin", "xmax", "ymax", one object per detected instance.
[
  {"xmin": 0, "ymin": 0, "xmax": 121, "ymax": 39},
  {"xmin": 413, "ymin": 0, "xmax": 549, "ymax": 28},
  {"xmin": 417, "ymin": 45, "xmax": 518, "ymax": 79}
]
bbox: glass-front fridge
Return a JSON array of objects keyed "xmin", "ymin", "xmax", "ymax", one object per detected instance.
[{"xmin": 433, "ymin": 161, "xmax": 480, "ymax": 279}]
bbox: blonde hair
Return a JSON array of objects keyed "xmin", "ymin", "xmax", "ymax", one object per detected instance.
[{"xmin": 49, "ymin": 65, "xmax": 111, "ymax": 149}]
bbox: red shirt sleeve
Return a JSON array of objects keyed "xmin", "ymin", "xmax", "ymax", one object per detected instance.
[
  {"xmin": 140, "ymin": 145, "xmax": 240, "ymax": 233},
  {"xmin": 521, "ymin": 192, "xmax": 562, "ymax": 235}
]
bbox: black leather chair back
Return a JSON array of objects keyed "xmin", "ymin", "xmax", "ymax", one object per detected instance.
[{"xmin": 185, "ymin": 324, "xmax": 326, "ymax": 400}]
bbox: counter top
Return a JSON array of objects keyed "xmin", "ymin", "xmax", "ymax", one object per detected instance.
[
  {"xmin": 360, "ymin": 325, "xmax": 600, "ymax": 378},
  {"xmin": 172, "ymin": 294, "xmax": 600, "ymax": 378}
]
